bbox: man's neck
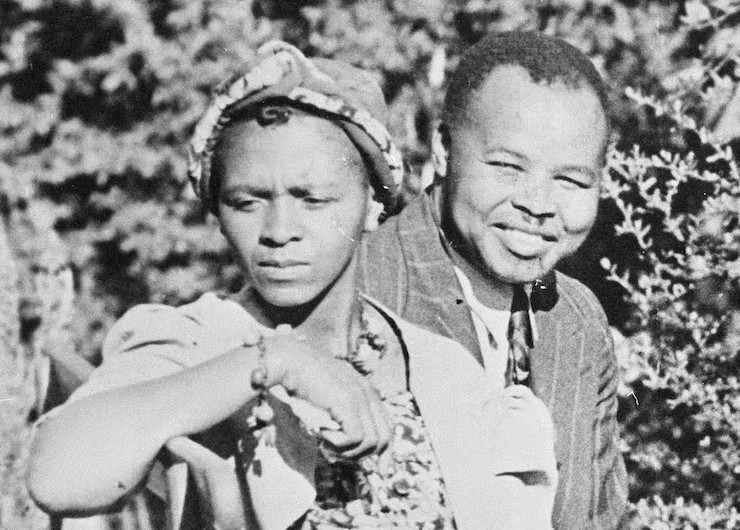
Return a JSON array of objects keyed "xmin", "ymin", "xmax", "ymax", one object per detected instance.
[{"xmin": 447, "ymin": 244, "xmax": 514, "ymax": 311}]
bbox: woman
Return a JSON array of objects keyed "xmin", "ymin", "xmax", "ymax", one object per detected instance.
[{"xmin": 28, "ymin": 42, "xmax": 557, "ymax": 529}]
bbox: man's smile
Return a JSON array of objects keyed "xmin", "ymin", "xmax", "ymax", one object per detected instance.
[{"xmin": 491, "ymin": 224, "xmax": 555, "ymax": 258}]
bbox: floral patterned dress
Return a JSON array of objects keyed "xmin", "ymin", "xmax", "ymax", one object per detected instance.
[{"xmin": 303, "ymin": 392, "xmax": 456, "ymax": 529}]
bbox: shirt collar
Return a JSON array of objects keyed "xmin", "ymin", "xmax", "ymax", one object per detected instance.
[{"xmin": 452, "ymin": 265, "xmax": 539, "ymax": 344}]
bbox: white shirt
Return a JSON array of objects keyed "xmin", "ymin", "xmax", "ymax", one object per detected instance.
[{"xmin": 453, "ymin": 267, "xmax": 538, "ymax": 390}]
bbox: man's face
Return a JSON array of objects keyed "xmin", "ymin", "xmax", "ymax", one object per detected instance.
[
  {"xmin": 441, "ymin": 65, "xmax": 606, "ymax": 285},
  {"xmin": 216, "ymin": 113, "xmax": 371, "ymax": 308}
]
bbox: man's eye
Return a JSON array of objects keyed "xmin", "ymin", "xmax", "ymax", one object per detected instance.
[
  {"xmin": 555, "ymin": 175, "xmax": 592, "ymax": 189},
  {"xmin": 303, "ymin": 196, "xmax": 333, "ymax": 207},
  {"xmin": 486, "ymin": 161, "xmax": 523, "ymax": 171}
]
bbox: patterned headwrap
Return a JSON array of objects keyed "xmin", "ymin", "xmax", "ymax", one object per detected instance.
[{"xmin": 188, "ymin": 41, "xmax": 406, "ymax": 219}]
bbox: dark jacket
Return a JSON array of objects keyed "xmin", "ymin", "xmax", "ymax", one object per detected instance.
[{"xmin": 359, "ymin": 194, "xmax": 628, "ymax": 529}]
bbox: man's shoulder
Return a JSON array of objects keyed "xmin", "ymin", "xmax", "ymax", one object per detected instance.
[
  {"xmin": 553, "ymin": 271, "xmax": 609, "ymax": 329},
  {"xmin": 361, "ymin": 197, "xmax": 443, "ymax": 313},
  {"xmin": 366, "ymin": 195, "xmax": 432, "ymax": 249}
]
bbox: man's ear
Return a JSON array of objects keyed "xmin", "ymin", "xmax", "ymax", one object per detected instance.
[{"xmin": 431, "ymin": 123, "xmax": 451, "ymax": 178}]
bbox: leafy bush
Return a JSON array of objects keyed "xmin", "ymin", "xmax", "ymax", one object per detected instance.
[{"xmin": 600, "ymin": 1, "xmax": 740, "ymax": 526}]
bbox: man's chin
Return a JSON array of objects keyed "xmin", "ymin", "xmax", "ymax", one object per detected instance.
[{"xmin": 485, "ymin": 259, "xmax": 550, "ymax": 286}]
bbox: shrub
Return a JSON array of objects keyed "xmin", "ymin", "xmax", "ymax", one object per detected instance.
[{"xmin": 601, "ymin": 1, "xmax": 740, "ymax": 525}]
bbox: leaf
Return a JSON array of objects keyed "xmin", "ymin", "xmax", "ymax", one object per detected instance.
[{"xmin": 681, "ymin": 1, "xmax": 712, "ymax": 26}]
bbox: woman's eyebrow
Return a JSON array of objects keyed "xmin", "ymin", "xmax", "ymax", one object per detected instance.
[
  {"xmin": 287, "ymin": 184, "xmax": 341, "ymax": 198},
  {"xmin": 220, "ymin": 183, "xmax": 334, "ymax": 199},
  {"xmin": 220, "ymin": 184, "xmax": 271, "ymax": 199}
]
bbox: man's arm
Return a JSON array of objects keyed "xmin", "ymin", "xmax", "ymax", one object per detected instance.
[{"xmin": 592, "ymin": 328, "xmax": 629, "ymax": 528}]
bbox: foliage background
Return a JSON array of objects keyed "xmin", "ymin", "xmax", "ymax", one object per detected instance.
[{"xmin": 1, "ymin": 0, "xmax": 739, "ymax": 528}]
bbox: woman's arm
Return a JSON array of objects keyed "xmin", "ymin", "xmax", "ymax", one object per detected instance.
[
  {"xmin": 27, "ymin": 338, "xmax": 266, "ymax": 516},
  {"xmin": 27, "ymin": 333, "xmax": 391, "ymax": 516}
]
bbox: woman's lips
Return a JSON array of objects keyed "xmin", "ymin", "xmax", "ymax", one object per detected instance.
[
  {"xmin": 257, "ymin": 259, "xmax": 310, "ymax": 280},
  {"xmin": 258, "ymin": 258, "xmax": 309, "ymax": 268}
]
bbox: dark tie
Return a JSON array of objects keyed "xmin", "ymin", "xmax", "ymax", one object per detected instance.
[{"xmin": 506, "ymin": 285, "xmax": 533, "ymax": 387}]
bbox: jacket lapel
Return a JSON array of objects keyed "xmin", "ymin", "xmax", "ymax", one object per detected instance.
[
  {"xmin": 364, "ymin": 296, "xmax": 522, "ymax": 529},
  {"xmin": 529, "ymin": 295, "xmax": 588, "ymax": 518},
  {"xmin": 397, "ymin": 196, "xmax": 484, "ymax": 364}
]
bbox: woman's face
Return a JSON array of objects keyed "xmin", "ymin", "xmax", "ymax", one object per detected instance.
[{"xmin": 215, "ymin": 112, "xmax": 373, "ymax": 308}]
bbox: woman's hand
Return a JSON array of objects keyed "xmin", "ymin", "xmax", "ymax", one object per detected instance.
[{"xmin": 265, "ymin": 332, "xmax": 393, "ymax": 459}]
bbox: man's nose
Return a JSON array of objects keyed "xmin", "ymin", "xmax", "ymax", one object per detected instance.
[
  {"xmin": 511, "ymin": 174, "xmax": 556, "ymax": 222},
  {"xmin": 259, "ymin": 198, "xmax": 302, "ymax": 246}
]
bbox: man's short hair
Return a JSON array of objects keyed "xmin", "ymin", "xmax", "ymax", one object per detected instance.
[{"xmin": 443, "ymin": 31, "xmax": 608, "ymax": 126}]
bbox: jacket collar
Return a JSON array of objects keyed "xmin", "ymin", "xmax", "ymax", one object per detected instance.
[
  {"xmin": 362, "ymin": 295, "xmax": 547, "ymax": 529},
  {"xmin": 395, "ymin": 193, "xmax": 484, "ymax": 364},
  {"xmin": 394, "ymin": 193, "xmax": 565, "ymax": 401}
]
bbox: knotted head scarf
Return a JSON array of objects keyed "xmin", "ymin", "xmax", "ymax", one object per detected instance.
[{"xmin": 188, "ymin": 41, "xmax": 406, "ymax": 220}]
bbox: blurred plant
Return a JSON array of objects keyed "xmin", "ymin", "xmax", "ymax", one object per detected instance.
[
  {"xmin": 0, "ymin": 215, "xmax": 47, "ymax": 529},
  {"xmin": 630, "ymin": 495, "xmax": 740, "ymax": 530},
  {"xmin": 601, "ymin": 0, "xmax": 740, "ymax": 524}
]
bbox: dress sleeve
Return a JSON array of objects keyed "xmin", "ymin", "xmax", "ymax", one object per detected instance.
[
  {"xmin": 62, "ymin": 304, "xmax": 199, "ymax": 404},
  {"xmin": 62, "ymin": 293, "xmax": 257, "ymax": 406}
]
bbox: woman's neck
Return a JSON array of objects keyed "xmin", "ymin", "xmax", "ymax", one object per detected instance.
[{"xmin": 243, "ymin": 257, "xmax": 360, "ymax": 359}]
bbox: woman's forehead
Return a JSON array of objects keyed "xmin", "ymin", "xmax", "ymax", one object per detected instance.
[
  {"xmin": 215, "ymin": 115, "xmax": 368, "ymax": 189},
  {"xmin": 221, "ymin": 113, "xmax": 360, "ymax": 156}
]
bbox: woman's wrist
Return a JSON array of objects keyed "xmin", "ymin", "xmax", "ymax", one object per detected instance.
[{"xmin": 255, "ymin": 335, "xmax": 292, "ymax": 390}]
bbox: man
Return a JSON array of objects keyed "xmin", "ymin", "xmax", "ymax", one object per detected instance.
[{"xmin": 361, "ymin": 31, "xmax": 628, "ymax": 528}]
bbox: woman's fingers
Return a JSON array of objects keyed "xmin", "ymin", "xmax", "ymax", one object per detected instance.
[
  {"xmin": 327, "ymin": 395, "xmax": 367, "ymax": 450},
  {"xmin": 272, "ymin": 333, "xmax": 391, "ymax": 458},
  {"xmin": 338, "ymin": 393, "xmax": 381, "ymax": 458},
  {"xmin": 364, "ymin": 384, "xmax": 393, "ymax": 450},
  {"xmin": 305, "ymin": 378, "xmax": 389, "ymax": 458}
]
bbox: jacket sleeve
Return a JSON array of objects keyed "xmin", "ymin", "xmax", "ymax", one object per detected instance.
[{"xmin": 591, "ymin": 326, "xmax": 629, "ymax": 528}]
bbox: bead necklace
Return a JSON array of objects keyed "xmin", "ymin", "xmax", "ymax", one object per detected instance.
[{"xmin": 337, "ymin": 297, "xmax": 387, "ymax": 375}]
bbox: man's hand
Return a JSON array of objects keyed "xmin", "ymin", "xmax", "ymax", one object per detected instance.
[{"xmin": 266, "ymin": 332, "xmax": 393, "ymax": 459}]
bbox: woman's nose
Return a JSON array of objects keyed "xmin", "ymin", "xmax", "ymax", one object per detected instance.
[{"xmin": 259, "ymin": 198, "xmax": 302, "ymax": 246}]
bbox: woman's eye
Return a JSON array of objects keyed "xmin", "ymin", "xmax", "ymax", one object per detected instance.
[{"xmin": 224, "ymin": 197, "xmax": 261, "ymax": 211}]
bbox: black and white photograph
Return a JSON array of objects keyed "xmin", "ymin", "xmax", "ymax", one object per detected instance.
[{"xmin": 1, "ymin": 0, "xmax": 739, "ymax": 528}]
